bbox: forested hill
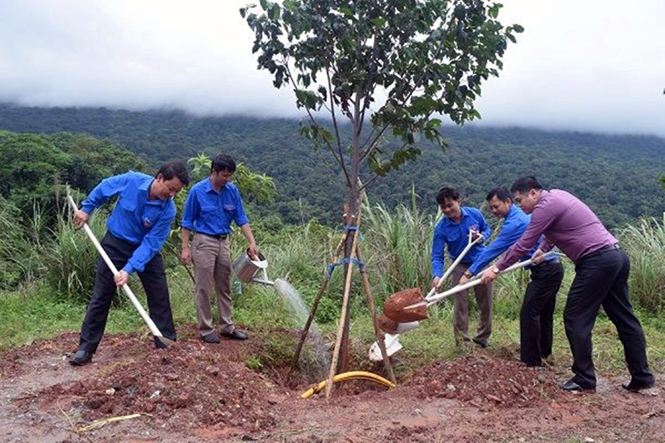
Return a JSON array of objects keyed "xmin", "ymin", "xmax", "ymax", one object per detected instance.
[{"xmin": 1, "ymin": 103, "xmax": 664, "ymax": 228}]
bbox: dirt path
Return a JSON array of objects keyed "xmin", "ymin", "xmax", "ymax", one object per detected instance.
[{"xmin": 1, "ymin": 330, "xmax": 663, "ymax": 442}]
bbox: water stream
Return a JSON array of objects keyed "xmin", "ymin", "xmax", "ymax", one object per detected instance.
[{"xmin": 273, "ymin": 278, "xmax": 330, "ymax": 378}]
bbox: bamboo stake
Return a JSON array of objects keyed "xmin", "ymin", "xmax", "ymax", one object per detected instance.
[
  {"xmin": 356, "ymin": 244, "xmax": 396, "ymax": 384},
  {"xmin": 325, "ymin": 221, "xmax": 361, "ymax": 398}
]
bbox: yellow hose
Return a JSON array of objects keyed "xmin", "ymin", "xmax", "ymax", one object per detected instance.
[{"xmin": 300, "ymin": 371, "xmax": 396, "ymax": 399}]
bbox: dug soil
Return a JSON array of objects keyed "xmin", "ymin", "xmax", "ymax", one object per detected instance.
[{"xmin": 1, "ymin": 327, "xmax": 663, "ymax": 442}]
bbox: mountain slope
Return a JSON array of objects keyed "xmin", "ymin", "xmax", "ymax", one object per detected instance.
[{"xmin": 1, "ymin": 104, "xmax": 663, "ymax": 228}]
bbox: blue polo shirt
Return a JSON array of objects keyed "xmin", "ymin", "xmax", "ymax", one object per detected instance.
[
  {"xmin": 181, "ymin": 178, "xmax": 249, "ymax": 236},
  {"xmin": 431, "ymin": 207, "xmax": 491, "ymax": 278},
  {"xmin": 81, "ymin": 171, "xmax": 176, "ymax": 275},
  {"xmin": 467, "ymin": 205, "xmax": 557, "ymax": 276}
]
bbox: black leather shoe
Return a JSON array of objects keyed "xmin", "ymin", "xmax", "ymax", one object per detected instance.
[
  {"xmin": 472, "ymin": 338, "xmax": 488, "ymax": 348},
  {"xmin": 622, "ymin": 380, "xmax": 655, "ymax": 392},
  {"xmin": 69, "ymin": 350, "xmax": 92, "ymax": 366},
  {"xmin": 561, "ymin": 379, "xmax": 595, "ymax": 392},
  {"xmin": 202, "ymin": 332, "xmax": 221, "ymax": 344},
  {"xmin": 221, "ymin": 329, "xmax": 248, "ymax": 340}
]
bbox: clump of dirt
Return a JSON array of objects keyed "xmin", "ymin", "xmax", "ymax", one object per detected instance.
[{"xmin": 405, "ymin": 354, "xmax": 564, "ymax": 408}]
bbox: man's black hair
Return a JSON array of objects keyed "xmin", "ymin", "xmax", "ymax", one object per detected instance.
[
  {"xmin": 486, "ymin": 187, "xmax": 512, "ymax": 202},
  {"xmin": 511, "ymin": 176, "xmax": 542, "ymax": 194},
  {"xmin": 436, "ymin": 186, "xmax": 460, "ymax": 204},
  {"xmin": 211, "ymin": 154, "xmax": 236, "ymax": 174},
  {"xmin": 156, "ymin": 161, "xmax": 190, "ymax": 186}
]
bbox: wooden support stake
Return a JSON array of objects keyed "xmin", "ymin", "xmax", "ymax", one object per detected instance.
[
  {"xmin": 325, "ymin": 224, "xmax": 361, "ymax": 398},
  {"xmin": 356, "ymin": 244, "xmax": 396, "ymax": 384}
]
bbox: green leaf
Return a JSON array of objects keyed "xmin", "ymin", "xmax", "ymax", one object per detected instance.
[
  {"xmin": 371, "ymin": 17, "xmax": 386, "ymax": 28},
  {"xmin": 489, "ymin": 4, "xmax": 500, "ymax": 19},
  {"xmin": 270, "ymin": 3, "xmax": 281, "ymax": 21}
]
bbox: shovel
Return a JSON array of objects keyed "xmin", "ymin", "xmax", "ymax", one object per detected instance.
[
  {"xmin": 66, "ymin": 192, "xmax": 174, "ymax": 348},
  {"xmin": 378, "ymin": 230, "xmax": 483, "ymax": 333},
  {"xmin": 369, "ymin": 252, "xmax": 558, "ymax": 361},
  {"xmin": 369, "ymin": 230, "xmax": 482, "ymax": 360},
  {"xmin": 385, "ymin": 252, "xmax": 557, "ymax": 324}
]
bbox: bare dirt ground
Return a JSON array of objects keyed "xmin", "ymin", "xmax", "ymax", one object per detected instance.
[{"xmin": 1, "ymin": 327, "xmax": 663, "ymax": 442}]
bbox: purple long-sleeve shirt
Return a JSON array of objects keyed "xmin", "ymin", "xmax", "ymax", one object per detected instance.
[{"xmin": 495, "ymin": 190, "xmax": 617, "ymax": 269}]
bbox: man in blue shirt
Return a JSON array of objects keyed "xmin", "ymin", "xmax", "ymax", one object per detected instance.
[
  {"xmin": 431, "ymin": 186, "xmax": 492, "ymax": 348},
  {"xmin": 70, "ymin": 161, "xmax": 190, "ymax": 366},
  {"xmin": 181, "ymin": 154, "xmax": 258, "ymax": 343},
  {"xmin": 460, "ymin": 187, "xmax": 564, "ymax": 366}
]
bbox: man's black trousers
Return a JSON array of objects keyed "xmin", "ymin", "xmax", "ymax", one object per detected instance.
[
  {"xmin": 564, "ymin": 247, "xmax": 654, "ymax": 389},
  {"xmin": 520, "ymin": 260, "xmax": 564, "ymax": 366},
  {"xmin": 78, "ymin": 232, "xmax": 177, "ymax": 353}
]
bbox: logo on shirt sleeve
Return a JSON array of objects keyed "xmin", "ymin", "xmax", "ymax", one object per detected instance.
[{"xmin": 143, "ymin": 217, "xmax": 153, "ymax": 229}]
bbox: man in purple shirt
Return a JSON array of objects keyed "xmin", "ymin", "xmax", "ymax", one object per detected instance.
[{"xmin": 481, "ymin": 176, "xmax": 654, "ymax": 392}]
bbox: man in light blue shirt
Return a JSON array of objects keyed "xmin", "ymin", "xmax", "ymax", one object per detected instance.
[
  {"xmin": 181, "ymin": 154, "xmax": 258, "ymax": 343},
  {"xmin": 460, "ymin": 187, "xmax": 564, "ymax": 366},
  {"xmin": 70, "ymin": 161, "xmax": 189, "ymax": 366},
  {"xmin": 431, "ymin": 186, "xmax": 492, "ymax": 348}
]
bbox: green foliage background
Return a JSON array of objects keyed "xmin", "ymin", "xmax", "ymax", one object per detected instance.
[{"xmin": 1, "ymin": 104, "xmax": 663, "ymax": 229}]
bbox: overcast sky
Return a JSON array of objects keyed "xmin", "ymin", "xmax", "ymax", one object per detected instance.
[{"xmin": 1, "ymin": 0, "xmax": 663, "ymax": 137}]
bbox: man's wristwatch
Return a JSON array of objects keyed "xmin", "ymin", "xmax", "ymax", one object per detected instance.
[
  {"xmin": 463, "ymin": 270, "xmax": 473, "ymax": 279},
  {"xmin": 491, "ymin": 266, "xmax": 500, "ymax": 274}
]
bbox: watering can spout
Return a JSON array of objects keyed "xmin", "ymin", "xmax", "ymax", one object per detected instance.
[{"xmin": 251, "ymin": 268, "xmax": 274, "ymax": 286}]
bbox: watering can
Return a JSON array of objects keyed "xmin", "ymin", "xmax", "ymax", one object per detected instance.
[{"xmin": 232, "ymin": 250, "xmax": 274, "ymax": 286}]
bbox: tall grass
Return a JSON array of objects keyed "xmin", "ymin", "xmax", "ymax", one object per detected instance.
[
  {"xmin": 620, "ymin": 214, "xmax": 665, "ymax": 313},
  {"xmin": 0, "ymin": 197, "xmax": 44, "ymax": 288},
  {"xmin": 43, "ymin": 211, "xmax": 107, "ymax": 302},
  {"xmin": 363, "ymin": 200, "xmax": 435, "ymax": 302}
]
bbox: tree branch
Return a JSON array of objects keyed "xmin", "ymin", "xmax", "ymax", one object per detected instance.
[
  {"xmin": 283, "ymin": 57, "xmax": 350, "ymax": 186},
  {"xmin": 326, "ymin": 66, "xmax": 350, "ymax": 184}
]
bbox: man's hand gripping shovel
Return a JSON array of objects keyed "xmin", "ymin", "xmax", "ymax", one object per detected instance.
[
  {"xmin": 369, "ymin": 230, "xmax": 482, "ymax": 361},
  {"xmin": 66, "ymin": 190, "xmax": 174, "ymax": 348}
]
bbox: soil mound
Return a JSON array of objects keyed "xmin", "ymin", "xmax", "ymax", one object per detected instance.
[
  {"xmin": 24, "ymin": 331, "xmax": 288, "ymax": 435},
  {"xmin": 405, "ymin": 354, "xmax": 564, "ymax": 408}
]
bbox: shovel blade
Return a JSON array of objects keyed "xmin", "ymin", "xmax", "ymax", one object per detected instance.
[
  {"xmin": 369, "ymin": 334, "xmax": 403, "ymax": 361},
  {"xmin": 383, "ymin": 287, "xmax": 429, "ymax": 323},
  {"xmin": 155, "ymin": 336, "xmax": 175, "ymax": 348}
]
